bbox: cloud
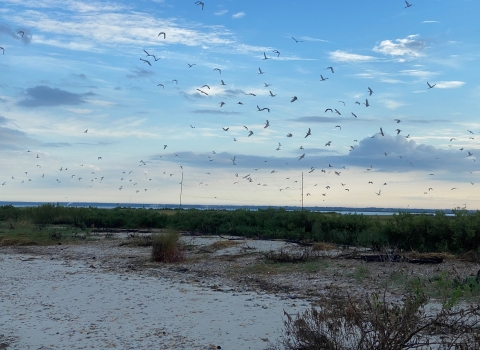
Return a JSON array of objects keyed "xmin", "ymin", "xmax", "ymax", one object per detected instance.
[
  {"xmin": 192, "ymin": 110, "xmax": 241, "ymax": 115},
  {"xmin": 17, "ymin": 86, "xmax": 94, "ymax": 107},
  {"xmin": 232, "ymin": 12, "xmax": 245, "ymax": 19},
  {"xmin": 329, "ymin": 50, "xmax": 377, "ymax": 63},
  {"xmin": 42, "ymin": 142, "xmax": 72, "ymax": 147},
  {"xmin": 0, "ymin": 116, "xmax": 9, "ymax": 125},
  {"xmin": 434, "ymin": 81, "xmax": 465, "ymax": 89},
  {"xmin": 215, "ymin": 10, "xmax": 228, "ymax": 16},
  {"xmin": 0, "ymin": 126, "xmax": 39, "ymax": 150},
  {"xmin": 126, "ymin": 68, "xmax": 155, "ymax": 79},
  {"xmin": 299, "ymin": 36, "xmax": 329, "ymax": 43},
  {"xmin": 422, "ymin": 20, "xmax": 439, "ymax": 23},
  {"xmin": 373, "ymin": 35, "xmax": 426, "ymax": 59},
  {"xmin": 0, "ymin": 24, "xmax": 32, "ymax": 45},
  {"xmin": 381, "ymin": 99, "xmax": 405, "ymax": 110}
]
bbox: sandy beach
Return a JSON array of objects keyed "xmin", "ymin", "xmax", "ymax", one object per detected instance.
[{"xmin": 0, "ymin": 239, "xmax": 308, "ymax": 350}]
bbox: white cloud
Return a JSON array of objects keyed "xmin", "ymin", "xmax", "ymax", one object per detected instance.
[
  {"xmin": 381, "ymin": 99, "xmax": 405, "ymax": 110},
  {"xmin": 434, "ymin": 81, "xmax": 465, "ymax": 89},
  {"xmin": 400, "ymin": 69, "xmax": 437, "ymax": 80},
  {"xmin": 422, "ymin": 20, "xmax": 439, "ymax": 23},
  {"xmin": 214, "ymin": 10, "xmax": 228, "ymax": 16},
  {"xmin": 299, "ymin": 36, "xmax": 329, "ymax": 43},
  {"xmin": 232, "ymin": 12, "xmax": 245, "ymax": 19},
  {"xmin": 329, "ymin": 50, "xmax": 377, "ymax": 63},
  {"xmin": 373, "ymin": 35, "xmax": 426, "ymax": 59}
]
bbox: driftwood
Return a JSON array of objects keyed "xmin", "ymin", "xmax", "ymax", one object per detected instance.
[{"xmin": 218, "ymin": 235, "xmax": 246, "ymax": 241}]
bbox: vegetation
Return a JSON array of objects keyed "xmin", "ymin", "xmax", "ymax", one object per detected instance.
[
  {"xmin": 1, "ymin": 204, "xmax": 480, "ymax": 254},
  {"xmin": 151, "ymin": 231, "xmax": 184, "ymax": 263},
  {"xmin": 267, "ymin": 289, "xmax": 480, "ymax": 350}
]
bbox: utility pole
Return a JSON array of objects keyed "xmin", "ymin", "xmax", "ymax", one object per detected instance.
[
  {"xmin": 180, "ymin": 172, "xmax": 183, "ymax": 209},
  {"xmin": 301, "ymin": 172, "xmax": 304, "ymax": 210}
]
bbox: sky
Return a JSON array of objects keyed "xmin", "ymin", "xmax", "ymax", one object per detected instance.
[{"xmin": 1, "ymin": 0, "xmax": 480, "ymax": 209}]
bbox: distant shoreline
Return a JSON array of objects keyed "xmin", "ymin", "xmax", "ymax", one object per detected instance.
[{"xmin": 0, "ymin": 201, "xmax": 465, "ymax": 215}]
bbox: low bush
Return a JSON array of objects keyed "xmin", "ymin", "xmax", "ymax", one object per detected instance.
[
  {"xmin": 151, "ymin": 232, "xmax": 184, "ymax": 263},
  {"xmin": 268, "ymin": 289, "xmax": 480, "ymax": 350}
]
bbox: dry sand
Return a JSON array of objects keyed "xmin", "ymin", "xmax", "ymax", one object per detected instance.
[{"xmin": 0, "ymin": 239, "xmax": 307, "ymax": 350}]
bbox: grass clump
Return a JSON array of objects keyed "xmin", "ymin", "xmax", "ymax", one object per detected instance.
[
  {"xmin": 151, "ymin": 231, "xmax": 185, "ymax": 263},
  {"xmin": 268, "ymin": 289, "xmax": 480, "ymax": 350},
  {"xmin": 264, "ymin": 248, "xmax": 312, "ymax": 264}
]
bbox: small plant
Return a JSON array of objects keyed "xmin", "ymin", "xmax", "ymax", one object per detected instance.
[
  {"xmin": 264, "ymin": 248, "xmax": 311, "ymax": 264},
  {"xmin": 151, "ymin": 231, "xmax": 185, "ymax": 263}
]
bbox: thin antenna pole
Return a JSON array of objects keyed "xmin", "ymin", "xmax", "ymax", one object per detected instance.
[
  {"xmin": 180, "ymin": 172, "xmax": 183, "ymax": 209},
  {"xmin": 301, "ymin": 172, "xmax": 304, "ymax": 210}
]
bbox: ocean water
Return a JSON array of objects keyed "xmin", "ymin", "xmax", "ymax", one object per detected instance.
[{"xmin": 0, "ymin": 201, "xmax": 459, "ymax": 216}]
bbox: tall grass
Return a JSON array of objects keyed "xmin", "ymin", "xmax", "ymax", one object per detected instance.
[{"xmin": 151, "ymin": 232, "xmax": 184, "ymax": 263}]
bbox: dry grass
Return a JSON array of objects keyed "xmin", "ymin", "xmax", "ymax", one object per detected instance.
[
  {"xmin": 268, "ymin": 289, "xmax": 480, "ymax": 350},
  {"xmin": 151, "ymin": 231, "xmax": 185, "ymax": 263},
  {"xmin": 406, "ymin": 251, "xmax": 457, "ymax": 261},
  {"xmin": 209, "ymin": 240, "xmax": 242, "ymax": 250},
  {"xmin": 312, "ymin": 242, "xmax": 336, "ymax": 251}
]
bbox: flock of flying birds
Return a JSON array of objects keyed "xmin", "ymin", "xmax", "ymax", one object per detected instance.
[{"xmin": 1, "ymin": 1, "xmax": 479, "ymax": 206}]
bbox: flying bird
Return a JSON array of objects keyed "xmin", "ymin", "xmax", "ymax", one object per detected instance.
[
  {"xmin": 257, "ymin": 105, "xmax": 270, "ymax": 112},
  {"xmin": 263, "ymin": 52, "xmax": 270, "ymax": 60},
  {"xmin": 269, "ymin": 91, "xmax": 276, "ymax": 97},
  {"xmin": 298, "ymin": 153, "xmax": 305, "ymax": 161},
  {"xmin": 158, "ymin": 84, "xmax": 164, "ymax": 89},
  {"xmin": 17, "ymin": 31, "xmax": 24, "ymax": 37},
  {"xmin": 264, "ymin": 120, "xmax": 270, "ymax": 128},
  {"xmin": 394, "ymin": 119, "xmax": 401, "ymax": 123},
  {"xmin": 139, "ymin": 58, "xmax": 151, "ymax": 66},
  {"xmin": 427, "ymin": 82, "xmax": 436, "ymax": 89},
  {"xmin": 364, "ymin": 99, "xmax": 370, "ymax": 107},
  {"xmin": 219, "ymin": 102, "xmax": 225, "ymax": 107},
  {"xmin": 325, "ymin": 67, "xmax": 334, "ymax": 73},
  {"xmin": 201, "ymin": 84, "xmax": 210, "ymax": 89},
  {"xmin": 380, "ymin": 127, "xmax": 384, "ymax": 136},
  {"xmin": 325, "ymin": 108, "xmax": 333, "ymax": 113},
  {"xmin": 222, "ymin": 127, "xmax": 229, "ymax": 131},
  {"xmin": 320, "ymin": 75, "xmax": 328, "ymax": 81},
  {"xmin": 258, "ymin": 67, "xmax": 264, "ymax": 74},
  {"xmin": 158, "ymin": 32, "xmax": 166, "ymax": 39},
  {"xmin": 214, "ymin": 68, "xmax": 222, "ymax": 74},
  {"xmin": 195, "ymin": 1, "xmax": 204, "ymax": 10},
  {"xmin": 334, "ymin": 109, "xmax": 341, "ymax": 115},
  {"xmin": 220, "ymin": 80, "xmax": 226, "ymax": 86},
  {"xmin": 405, "ymin": 1, "xmax": 413, "ymax": 8},
  {"xmin": 273, "ymin": 50, "xmax": 280, "ymax": 56},
  {"xmin": 291, "ymin": 96, "xmax": 298, "ymax": 102},
  {"xmin": 172, "ymin": 79, "xmax": 178, "ymax": 84},
  {"xmin": 248, "ymin": 131, "xmax": 254, "ymax": 137},
  {"xmin": 0, "ymin": 47, "xmax": 4, "ymax": 55},
  {"xmin": 305, "ymin": 128, "xmax": 311, "ymax": 138},
  {"xmin": 339, "ymin": 101, "xmax": 345, "ymax": 106},
  {"xmin": 188, "ymin": 63, "xmax": 196, "ymax": 68},
  {"xmin": 335, "ymin": 125, "xmax": 341, "ymax": 130},
  {"xmin": 351, "ymin": 113, "xmax": 358, "ymax": 118},
  {"xmin": 325, "ymin": 141, "xmax": 332, "ymax": 146},
  {"xmin": 292, "ymin": 37, "xmax": 303, "ymax": 43},
  {"xmin": 368, "ymin": 87, "xmax": 373, "ymax": 96},
  {"xmin": 84, "ymin": 129, "xmax": 88, "ymax": 133},
  {"xmin": 196, "ymin": 89, "xmax": 208, "ymax": 95}
]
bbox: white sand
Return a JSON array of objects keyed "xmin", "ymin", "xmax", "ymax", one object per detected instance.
[{"xmin": 0, "ymin": 253, "xmax": 308, "ymax": 349}]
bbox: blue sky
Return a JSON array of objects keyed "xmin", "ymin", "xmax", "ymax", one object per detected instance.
[{"xmin": 1, "ymin": 0, "xmax": 479, "ymax": 209}]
